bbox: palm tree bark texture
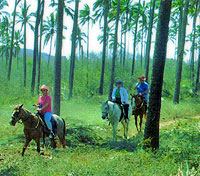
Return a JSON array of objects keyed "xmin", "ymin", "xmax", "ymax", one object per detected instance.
[
  {"xmin": 173, "ymin": 0, "xmax": 190, "ymax": 104},
  {"xmin": 144, "ymin": 0, "xmax": 172, "ymax": 150},
  {"xmin": 53, "ymin": 0, "xmax": 64, "ymax": 115},
  {"xmin": 68, "ymin": 0, "xmax": 79, "ymax": 99},
  {"xmin": 31, "ymin": 0, "xmax": 41, "ymax": 95},
  {"xmin": 108, "ymin": 0, "xmax": 120, "ymax": 100}
]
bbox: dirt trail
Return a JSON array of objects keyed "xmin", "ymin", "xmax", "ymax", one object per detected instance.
[{"xmin": 130, "ymin": 115, "xmax": 200, "ymax": 138}]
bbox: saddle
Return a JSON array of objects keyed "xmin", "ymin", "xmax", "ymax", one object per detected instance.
[{"xmin": 36, "ymin": 112, "xmax": 57, "ymax": 135}]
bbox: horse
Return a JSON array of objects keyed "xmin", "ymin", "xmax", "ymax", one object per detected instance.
[
  {"xmin": 101, "ymin": 101, "xmax": 129, "ymax": 141},
  {"xmin": 131, "ymin": 94, "xmax": 147, "ymax": 132},
  {"xmin": 9, "ymin": 104, "xmax": 66, "ymax": 156}
]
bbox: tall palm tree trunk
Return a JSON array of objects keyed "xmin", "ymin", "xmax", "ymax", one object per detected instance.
[
  {"xmin": 7, "ymin": 0, "xmax": 19, "ymax": 80},
  {"xmin": 173, "ymin": 0, "xmax": 190, "ymax": 104},
  {"xmin": 68, "ymin": 0, "xmax": 79, "ymax": 99},
  {"xmin": 145, "ymin": 0, "xmax": 156, "ymax": 82},
  {"xmin": 31, "ymin": 0, "xmax": 41, "ymax": 95},
  {"xmin": 144, "ymin": 0, "xmax": 172, "ymax": 150},
  {"xmin": 23, "ymin": 0, "xmax": 27, "ymax": 87},
  {"xmin": 48, "ymin": 36, "xmax": 53, "ymax": 68},
  {"xmin": 131, "ymin": 0, "xmax": 140, "ymax": 76},
  {"xmin": 190, "ymin": 0, "xmax": 199, "ymax": 88},
  {"xmin": 108, "ymin": 0, "xmax": 120, "ymax": 100},
  {"xmin": 98, "ymin": 0, "xmax": 109, "ymax": 95},
  {"xmin": 37, "ymin": 0, "xmax": 45, "ymax": 94},
  {"xmin": 53, "ymin": 0, "xmax": 64, "ymax": 115}
]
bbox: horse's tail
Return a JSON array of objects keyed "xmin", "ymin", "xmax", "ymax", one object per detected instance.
[{"xmin": 62, "ymin": 118, "xmax": 66, "ymax": 141}]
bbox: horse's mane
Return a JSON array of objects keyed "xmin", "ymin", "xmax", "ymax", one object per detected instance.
[{"xmin": 21, "ymin": 107, "xmax": 36, "ymax": 119}]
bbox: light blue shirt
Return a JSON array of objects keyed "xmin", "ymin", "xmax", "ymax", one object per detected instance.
[{"xmin": 112, "ymin": 87, "xmax": 129, "ymax": 104}]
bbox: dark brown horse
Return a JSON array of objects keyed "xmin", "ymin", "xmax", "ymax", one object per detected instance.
[
  {"xmin": 131, "ymin": 94, "xmax": 147, "ymax": 132},
  {"xmin": 9, "ymin": 104, "xmax": 66, "ymax": 156}
]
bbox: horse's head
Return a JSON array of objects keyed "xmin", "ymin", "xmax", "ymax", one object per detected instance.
[
  {"xmin": 131, "ymin": 94, "xmax": 143, "ymax": 109},
  {"xmin": 10, "ymin": 104, "xmax": 24, "ymax": 126},
  {"xmin": 101, "ymin": 101, "xmax": 109, "ymax": 120}
]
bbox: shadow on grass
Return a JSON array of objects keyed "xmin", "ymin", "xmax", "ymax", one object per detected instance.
[
  {"xmin": 65, "ymin": 126, "xmax": 103, "ymax": 147},
  {"xmin": 99, "ymin": 133, "xmax": 143, "ymax": 152},
  {"xmin": 0, "ymin": 166, "xmax": 18, "ymax": 176},
  {"xmin": 65, "ymin": 125, "xmax": 143, "ymax": 152}
]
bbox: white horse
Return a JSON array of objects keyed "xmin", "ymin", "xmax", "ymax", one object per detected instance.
[{"xmin": 101, "ymin": 101, "xmax": 129, "ymax": 141}]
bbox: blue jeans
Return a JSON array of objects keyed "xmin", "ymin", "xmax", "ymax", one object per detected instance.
[{"xmin": 44, "ymin": 112, "xmax": 52, "ymax": 130}]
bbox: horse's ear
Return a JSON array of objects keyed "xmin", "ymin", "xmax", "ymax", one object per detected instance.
[{"xmin": 19, "ymin": 104, "xmax": 24, "ymax": 109}]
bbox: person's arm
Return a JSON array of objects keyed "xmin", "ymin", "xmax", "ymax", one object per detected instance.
[
  {"xmin": 134, "ymin": 82, "xmax": 140, "ymax": 90},
  {"xmin": 112, "ymin": 88, "xmax": 116, "ymax": 101}
]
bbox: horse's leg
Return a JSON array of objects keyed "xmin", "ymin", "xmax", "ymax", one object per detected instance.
[
  {"xmin": 50, "ymin": 138, "xmax": 56, "ymax": 149},
  {"xmin": 139, "ymin": 114, "xmax": 143, "ymax": 132},
  {"xmin": 112, "ymin": 122, "xmax": 118, "ymax": 141},
  {"xmin": 121, "ymin": 120, "xmax": 128, "ymax": 139},
  {"xmin": 58, "ymin": 134, "xmax": 66, "ymax": 148},
  {"xmin": 135, "ymin": 115, "xmax": 139, "ymax": 132},
  {"xmin": 35, "ymin": 138, "xmax": 40, "ymax": 154},
  {"xmin": 22, "ymin": 138, "xmax": 32, "ymax": 157}
]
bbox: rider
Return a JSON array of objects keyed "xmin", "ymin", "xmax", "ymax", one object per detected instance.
[
  {"xmin": 112, "ymin": 80, "xmax": 130, "ymax": 123},
  {"xmin": 34, "ymin": 85, "xmax": 54, "ymax": 138},
  {"xmin": 135, "ymin": 75, "xmax": 149, "ymax": 104}
]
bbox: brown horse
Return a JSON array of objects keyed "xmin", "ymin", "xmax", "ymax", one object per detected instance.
[
  {"xmin": 9, "ymin": 104, "xmax": 66, "ymax": 156},
  {"xmin": 131, "ymin": 94, "xmax": 147, "ymax": 132}
]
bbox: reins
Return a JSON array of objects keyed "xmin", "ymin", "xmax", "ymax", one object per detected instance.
[{"xmin": 19, "ymin": 110, "xmax": 41, "ymax": 130}]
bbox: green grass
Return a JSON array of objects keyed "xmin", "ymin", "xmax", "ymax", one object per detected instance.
[{"xmin": 1, "ymin": 56, "xmax": 200, "ymax": 175}]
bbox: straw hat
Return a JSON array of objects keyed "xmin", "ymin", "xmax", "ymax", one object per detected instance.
[
  {"xmin": 40, "ymin": 85, "xmax": 50, "ymax": 93},
  {"xmin": 138, "ymin": 75, "xmax": 146, "ymax": 81}
]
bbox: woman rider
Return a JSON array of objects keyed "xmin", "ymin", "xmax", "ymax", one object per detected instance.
[
  {"xmin": 112, "ymin": 80, "xmax": 129, "ymax": 123},
  {"xmin": 34, "ymin": 85, "xmax": 54, "ymax": 138}
]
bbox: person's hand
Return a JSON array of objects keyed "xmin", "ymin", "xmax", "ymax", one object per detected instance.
[
  {"xmin": 36, "ymin": 108, "xmax": 41, "ymax": 113},
  {"xmin": 138, "ymin": 93, "xmax": 142, "ymax": 96},
  {"xmin": 33, "ymin": 104, "xmax": 39, "ymax": 107}
]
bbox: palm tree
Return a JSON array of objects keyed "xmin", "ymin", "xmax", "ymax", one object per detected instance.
[
  {"xmin": 189, "ymin": 0, "xmax": 199, "ymax": 88},
  {"xmin": 93, "ymin": 0, "xmax": 109, "ymax": 95},
  {"xmin": 37, "ymin": 0, "xmax": 45, "ymax": 94},
  {"xmin": 53, "ymin": 0, "xmax": 64, "ymax": 115},
  {"xmin": 120, "ymin": 0, "xmax": 132, "ymax": 67},
  {"xmin": 108, "ymin": 0, "xmax": 120, "ymax": 100},
  {"xmin": 43, "ymin": 12, "xmax": 57, "ymax": 68},
  {"xmin": 76, "ymin": 26, "xmax": 86, "ymax": 60},
  {"xmin": 0, "ymin": 0, "xmax": 9, "ymax": 19},
  {"xmin": 13, "ymin": 30, "xmax": 23, "ymax": 67},
  {"xmin": 173, "ymin": 0, "xmax": 190, "ymax": 104},
  {"xmin": 0, "ymin": 16, "xmax": 10, "ymax": 66},
  {"xmin": 31, "ymin": 0, "xmax": 41, "ymax": 95},
  {"xmin": 68, "ymin": 0, "xmax": 79, "ymax": 99},
  {"xmin": 7, "ymin": 0, "xmax": 21, "ymax": 81},
  {"xmin": 131, "ymin": 0, "xmax": 141, "ymax": 76},
  {"xmin": 17, "ymin": 0, "xmax": 34, "ymax": 87},
  {"xmin": 79, "ymin": 4, "xmax": 93, "ymax": 63},
  {"xmin": 144, "ymin": 0, "xmax": 172, "ymax": 150},
  {"xmin": 145, "ymin": 0, "xmax": 156, "ymax": 82}
]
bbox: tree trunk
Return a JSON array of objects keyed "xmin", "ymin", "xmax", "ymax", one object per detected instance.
[
  {"xmin": 108, "ymin": 0, "xmax": 120, "ymax": 100},
  {"xmin": 53, "ymin": 0, "xmax": 64, "ymax": 115},
  {"xmin": 31, "ymin": 0, "xmax": 41, "ymax": 95},
  {"xmin": 190, "ymin": 0, "xmax": 199, "ymax": 88},
  {"xmin": 37, "ymin": 0, "xmax": 45, "ymax": 94},
  {"xmin": 131, "ymin": 0, "xmax": 140, "ymax": 76},
  {"xmin": 123, "ymin": 11, "xmax": 128, "ymax": 67},
  {"xmin": 23, "ymin": 0, "xmax": 27, "ymax": 87},
  {"xmin": 195, "ymin": 17, "xmax": 200, "ymax": 93},
  {"xmin": 86, "ymin": 20, "xmax": 89, "ymax": 89},
  {"xmin": 145, "ymin": 0, "xmax": 156, "ymax": 82},
  {"xmin": 68, "ymin": 0, "xmax": 79, "ymax": 99},
  {"xmin": 120, "ymin": 18, "xmax": 123, "ymax": 65},
  {"xmin": 47, "ymin": 35, "xmax": 53, "ymax": 68},
  {"xmin": 7, "ymin": 0, "xmax": 19, "ymax": 80},
  {"xmin": 173, "ymin": 0, "xmax": 190, "ymax": 104},
  {"xmin": 144, "ymin": 0, "xmax": 172, "ymax": 150},
  {"xmin": 98, "ymin": 0, "xmax": 109, "ymax": 95},
  {"xmin": 140, "ymin": 24, "xmax": 144, "ymax": 68}
]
